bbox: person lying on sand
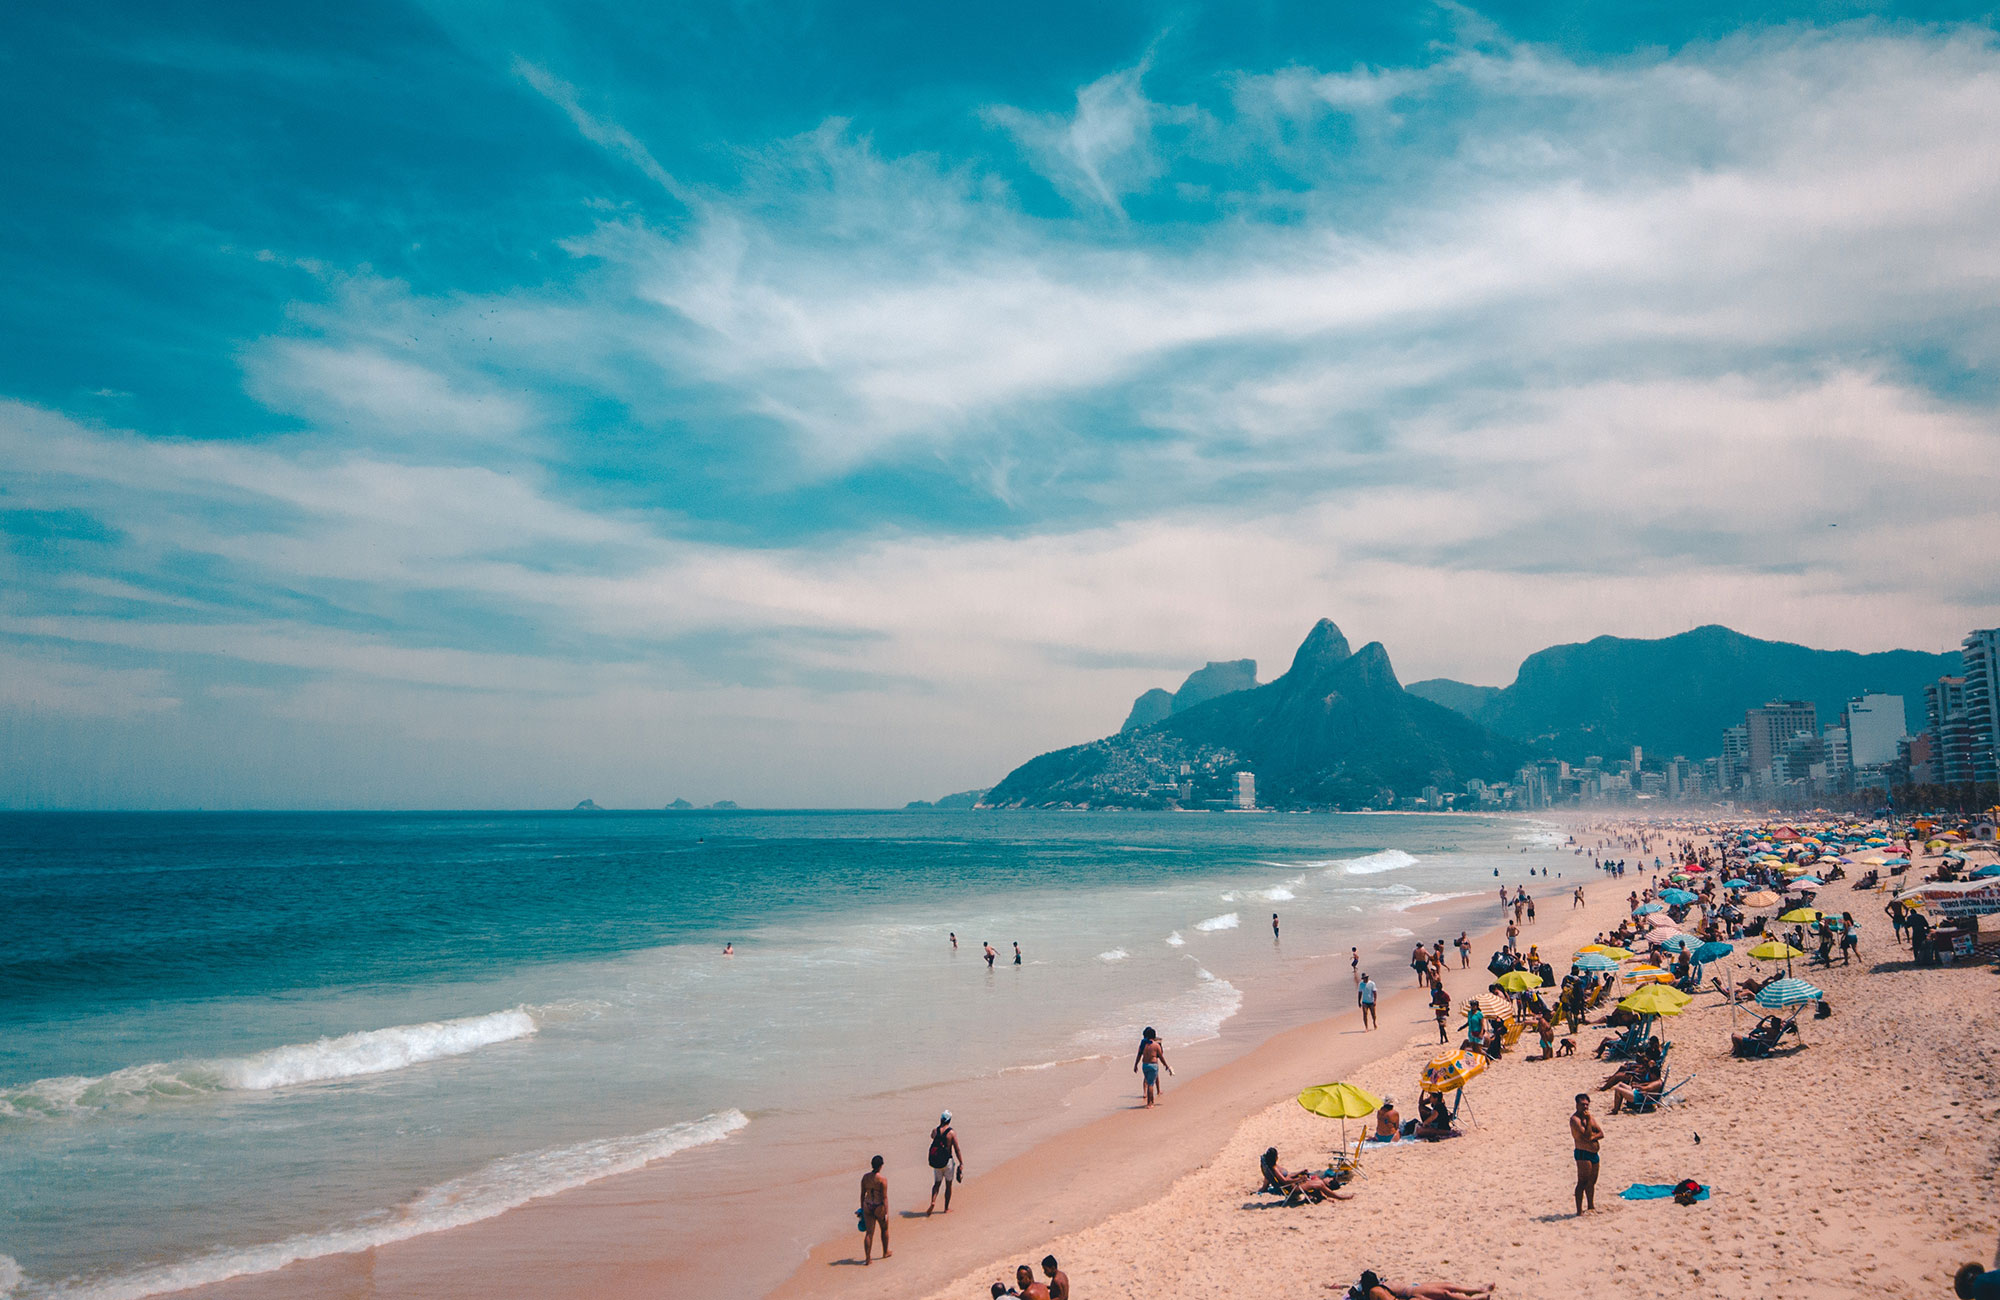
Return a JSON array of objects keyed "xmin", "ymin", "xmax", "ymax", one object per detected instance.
[{"xmin": 1329, "ymin": 1270, "xmax": 1494, "ymax": 1299}]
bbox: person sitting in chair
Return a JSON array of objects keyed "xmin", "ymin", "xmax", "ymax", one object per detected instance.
[
  {"xmin": 1260, "ymin": 1147, "xmax": 1350, "ymax": 1202},
  {"xmin": 1412, "ymin": 1091, "xmax": 1458, "ymax": 1140}
]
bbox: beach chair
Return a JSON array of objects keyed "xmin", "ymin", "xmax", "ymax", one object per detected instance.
[
  {"xmin": 1502, "ymin": 1021, "xmax": 1526, "ymax": 1048},
  {"xmin": 1625, "ymin": 1070, "xmax": 1693, "ymax": 1114},
  {"xmin": 1329, "ymin": 1136, "xmax": 1366, "ymax": 1183}
]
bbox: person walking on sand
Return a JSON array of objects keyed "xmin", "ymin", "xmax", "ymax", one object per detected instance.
[
  {"xmin": 1358, "ymin": 973, "xmax": 1378, "ymax": 1028},
  {"xmin": 860, "ymin": 1155, "xmax": 890, "ymax": 1262},
  {"xmin": 925, "ymin": 1111, "xmax": 963, "ymax": 1214},
  {"xmin": 1431, "ymin": 982, "xmax": 1452, "ymax": 1043},
  {"xmin": 1573, "ymin": 885, "xmax": 1585, "ymax": 909},
  {"xmin": 1134, "ymin": 1027, "xmax": 1172, "ymax": 1106},
  {"xmin": 1570, "ymin": 1093, "xmax": 1602, "ymax": 1215},
  {"xmin": 1456, "ymin": 932, "xmax": 1470, "ymax": 967}
]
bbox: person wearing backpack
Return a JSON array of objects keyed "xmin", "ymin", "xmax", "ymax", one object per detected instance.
[{"xmin": 926, "ymin": 1110, "xmax": 964, "ymax": 1214}]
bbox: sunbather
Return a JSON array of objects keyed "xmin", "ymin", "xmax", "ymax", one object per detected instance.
[
  {"xmin": 1412, "ymin": 1092, "xmax": 1458, "ymax": 1140},
  {"xmin": 1330, "ymin": 1270, "xmax": 1494, "ymax": 1299},
  {"xmin": 1371, "ymin": 1099, "xmax": 1402, "ymax": 1140},
  {"xmin": 1260, "ymin": 1147, "xmax": 1350, "ymax": 1202},
  {"xmin": 1611, "ymin": 1075, "xmax": 1666, "ymax": 1112}
]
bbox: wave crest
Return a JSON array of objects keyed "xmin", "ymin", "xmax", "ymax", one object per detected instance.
[
  {"xmin": 1333, "ymin": 850, "xmax": 1419, "ymax": 876},
  {"xmin": 1193, "ymin": 912, "xmax": 1239, "ymax": 931},
  {"xmin": 2, "ymin": 1008, "xmax": 544, "ymax": 1122}
]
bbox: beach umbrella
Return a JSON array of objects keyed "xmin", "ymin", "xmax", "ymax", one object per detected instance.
[
  {"xmin": 1634, "ymin": 903, "xmax": 1664, "ymax": 915},
  {"xmin": 1618, "ymin": 984, "xmax": 1692, "ymax": 1017},
  {"xmin": 1692, "ymin": 941, "xmax": 1734, "ymax": 963},
  {"xmin": 1419, "ymin": 1048, "xmax": 1487, "ymax": 1094},
  {"xmin": 1573, "ymin": 952, "xmax": 1619, "ymax": 973},
  {"xmin": 1778, "ymin": 908, "xmax": 1823, "ymax": 924},
  {"xmin": 1497, "ymin": 971, "xmax": 1544, "ymax": 993},
  {"xmin": 1656, "ymin": 934, "xmax": 1701, "ymax": 954},
  {"xmin": 1792, "ymin": 876, "xmax": 1824, "ymax": 887},
  {"xmin": 1749, "ymin": 939, "xmax": 1803, "ymax": 975},
  {"xmin": 1660, "ymin": 889, "xmax": 1697, "ymax": 905},
  {"xmin": 1754, "ymin": 977, "xmax": 1824, "ymax": 1009},
  {"xmin": 1742, "ymin": 890, "xmax": 1781, "ymax": 908},
  {"xmin": 1723, "ymin": 878, "xmax": 1753, "ymax": 889},
  {"xmin": 1622, "ymin": 964, "xmax": 1675, "ymax": 985},
  {"xmin": 1298, "ymin": 1081, "xmax": 1383, "ymax": 1149},
  {"xmin": 1643, "ymin": 914, "xmax": 1679, "ymax": 930},
  {"xmin": 1972, "ymin": 864, "xmax": 2000, "ymax": 879}
]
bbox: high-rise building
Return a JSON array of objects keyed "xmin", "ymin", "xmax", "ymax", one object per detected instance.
[
  {"xmin": 1821, "ymin": 726, "xmax": 1850, "ymax": 781},
  {"xmin": 1843, "ymin": 693, "xmax": 1906, "ymax": 768},
  {"xmin": 1964, "ymin": 629, "xmax": 2000, "ymax": 784},
  {"xmin": 1927, "ymin": 675, "xmax": 1973, "ymax": 785},
  {"xmin": 1720, "ymin": 724, "xmax": 1751, "ymax": 792},
  {"xmin": 1745, "ymin": 701, "xmax": 1817, "ymax": 774},
  {"xmin": 1904, "ymin": 733, "xmax": 1937, "ymax": 786},
  {"xmin": 1233, "ymin": 771, "xmax": 1256, "ymax": 810}
]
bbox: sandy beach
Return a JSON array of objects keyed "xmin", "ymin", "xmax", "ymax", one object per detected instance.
[{"xmin": 853, "ymin": 825, "xmax": 2000, "ymax": 1300}]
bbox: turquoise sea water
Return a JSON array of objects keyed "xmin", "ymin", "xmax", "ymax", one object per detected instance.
[{"xmin": 0, "ymin": 810, "xmax": 1565, "ymax": 1298}]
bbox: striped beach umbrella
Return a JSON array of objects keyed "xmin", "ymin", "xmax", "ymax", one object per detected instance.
[
  {"xmin": 1572, "ymin": 952, "xmax": 1619, "ymax": 973},
  {"xmin": 1753, "ymin": 978, "xmax": 1824, "ymax": 1008},
  {"xmin": 1419, "ymin": 1048, "xmax": 1487, "ymax": 1094},
  {"xmin": 1655, "ymin": 934, "xmax": 1701, "ymax": 953},
  {"xmin": 1622, "ymin": 964, "xmax": 1675, "ymax": 985},
  {"xmin": 1634, "ymin": 902, "xmax": 1664, "ymax": 915}
]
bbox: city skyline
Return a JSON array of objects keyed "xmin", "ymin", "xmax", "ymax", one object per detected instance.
[{"xmin": 6, "ymin": 3, "xmax": 2000, "ymax": 807}]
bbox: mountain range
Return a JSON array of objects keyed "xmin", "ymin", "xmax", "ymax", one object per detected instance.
[
  {"xmin": 985, "ymin": 619, "xmax": 1529, "ymax": 809},
  {"xmin": 1406, "ymin": 624, "xmax": 1959, "ymax": 761}
]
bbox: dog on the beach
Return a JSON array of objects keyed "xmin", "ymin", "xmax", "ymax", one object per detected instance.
[{"xmin": 1555, "ymin": 1037, "xmax": 1577, "ymax": 1058}]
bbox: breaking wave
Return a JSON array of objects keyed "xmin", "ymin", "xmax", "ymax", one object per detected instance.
[
  {"xmin": 1, "ymin": 1007, "xmax": 558, "ymax": 1123},
  {"xmin": 1193, "ymin": 912, "xmax": 1239, "ymax": 932},
  {"xmin": 1333, "ymin": 850, "xmax": 1420, "ymax": 876},
  {"xmin": 1098, "ymin": 948, "xmax": 1130, "ymax": 962}
]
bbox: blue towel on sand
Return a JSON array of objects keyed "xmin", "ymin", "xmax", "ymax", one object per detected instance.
[{"xmin": 1621, "ymin": 1183, "xmax": 1709, "ymax": 1201}]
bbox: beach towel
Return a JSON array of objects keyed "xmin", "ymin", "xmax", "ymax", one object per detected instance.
[{"xmin": 1621, "ymin": 1182, "xmax": 1710, "ymax": 1201}]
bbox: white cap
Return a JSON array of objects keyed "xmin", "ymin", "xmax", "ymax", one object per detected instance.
[{"xmin": 940, "ymin": 1110, "xmax": 952, "ymax": 1124}]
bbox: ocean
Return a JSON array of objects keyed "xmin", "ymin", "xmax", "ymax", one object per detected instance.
[{"xmin": 0, "ymin": 810, "xmax": 1571, "ymax": 1299}]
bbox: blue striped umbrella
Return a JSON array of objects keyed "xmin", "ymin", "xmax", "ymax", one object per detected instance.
[
  {"xmin": 1754, "ymin": 978, "xmax": 1824, "ymax": 1008},
  {"xmin": 1634, "ymin": 903, "xmax": 1664, "ymax": 915},
  {"xmin": 1656, "ymin": 934, "xmax": 1701, "ymax": 953},
  {"xmin": 1572, "ymin": 952, "xmax": 1619, "ymax": 972},
  {"xmin": 1692, "ymin": 941, "xmax": 1734, "ymax": 962},
  {"xmin": 1791, "ymin": 875, "xmax": 1823, "ymax": 887}
]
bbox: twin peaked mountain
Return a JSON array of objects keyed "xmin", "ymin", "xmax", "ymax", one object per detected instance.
[
  {"xmin": 985, "ymin": 619, "xmax": 1528, "ymax": 809},
  {"xmin": 981, "ymin": 618, "xmax": 1961, "ymax": 810}
]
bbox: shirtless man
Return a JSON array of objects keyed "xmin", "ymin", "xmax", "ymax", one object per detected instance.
[
  {"xmin": 983, "ymin": 941, "xmax": 996, "ymax": 969},
  {"xmin": 860, "ymin": 1155, "xmax": 890, "ymax": 1262},
  {"xmin": 1133, "ymin": 1026, "xmax": 1172, "ymax": 1107},
  {"xmin": 1570, "ymin": 1093, "xmax": 1602, "ymax": 1214},
  {"xmin": 1042, "ymin": 1256, "xmax": 1071, "ymax": 1300},
  {"xmin": 1011, "ymin": 1264, "xmax": 1051, "ymax": 1300}
]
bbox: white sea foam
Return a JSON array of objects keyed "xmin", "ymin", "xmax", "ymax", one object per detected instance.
[
  {"xmin": 1, "ymin": 1008, "xmax": 545, "ymax": 1122},
  {"xmin": 1383, "ymin": 890, "xmax": 1482, "ymax": 913},
  {"xmin": 1193, "ymin": 912, "xmax": 1239, "ymax": 931},
  {"xmin": 1164, "ymin": 931, "xmax": 1185, "ymax": 946},
  {"xmin": 1386, "ymin": 926, "xmax": 1415, "ymax": 938},
  {"xmin": 30, "ymin": 1111, "xmax": 748, "ymax": 1300},
  {"xmin": 1333, "ymin": 849, "xmax": 1420, "ymax": 876},
  {"xmin": 1098, "ymin": 949, "xmax": 1130, "ymax": 962},
  {"xmin": 0, "ymin": 1254, "xmax": 20, "ymax": 1299},
  {"xmin": 1000, "ymin": 1054, "xmax": 1108, "ymax": 1075},
  {"xmin": 1075, "ymin": 966, "xmax": 1242, "ymax": 1051},
  {"xmin": 1218, "ymin": 891, "xmax": 1238, "ymax": 902},
  {"xmin": 1256, "ymin": 885, "xmax": 1296, "ymax": 902}
]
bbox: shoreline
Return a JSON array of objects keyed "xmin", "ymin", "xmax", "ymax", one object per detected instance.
[{"xmin": 769, "ymin": 859, "xmax": 1618, "ymax": 1300}]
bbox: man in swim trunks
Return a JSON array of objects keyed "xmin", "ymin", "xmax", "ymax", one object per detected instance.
[
  {"xmin": 1042, "ymin": 1256, "xmax": 1070, "ymax": 1300},
  {"xmin": 860, "ymin": 1155, "xmax": 890, "ymax": 1262},
  {"xmin": 1357, "ymin": 973, "xmax": 1377, "ymax": 1028},
  {"xmin": 1570, "ymin": 1093, "xmax": 1602, "ymax": 1214},
  {"xmin": 1012, "ymin": 1264, "xmax": 1051, "ymax": 1300},
  {"xmin": 1013, "ymin": 941, "xmax": 1022, "ymax": 965},
  {"xmin": 926, "ymin": 1110, "xmax": 963, "ymax": 1214},
  {"xmin": 1133, "ymin": 1026, "xmax": 1172, "ymax": 1107},
  {"xmin": 983, "ymin": 942, "xmax": 996, "ymax": 968}
]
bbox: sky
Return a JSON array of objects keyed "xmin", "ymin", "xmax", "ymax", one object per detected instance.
[{"xmin": 4, "ymin": 1, "xmax": 2000, "ymax": 808}]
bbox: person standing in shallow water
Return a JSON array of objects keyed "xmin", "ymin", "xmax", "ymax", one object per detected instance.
[
  {"xmin": 1133, "ymin": 1027, "xmax": 1172, "ymax": 1106},
  {"xmin": 983, "ymin": 942, "xmax": 996, "ymax": 968},
  {"xmin": 1012, "ymin": 941, "xmax": 1022, "ymax": 965},
  {"xmin": 1272, "ymin": 912, "xmax": 1280, "ymax": 940}
]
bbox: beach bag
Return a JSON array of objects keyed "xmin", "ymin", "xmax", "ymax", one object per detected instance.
[{"xmin": 928, "ymin": 1126, "xmax": 951, "ymax": 1169}]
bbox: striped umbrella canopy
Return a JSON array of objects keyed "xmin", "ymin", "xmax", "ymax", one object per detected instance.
[
  {"xmin": 1472, "ymin": 992, "xmax": 1517, "ymax": 1023},
  {"xmin": 1792, "ymin": 876, "xmax": 1824, "ymax": 887},
  {"xmin": 1419, "ymin": 1048, "xmax": 1488, "ymax": 1094},
  {"xmin": 1623, "ymin": 964, "xmax": 1675, "ymax": 985},
  {"xmin": 1655, "ymin": 934, "xmax": 1701, "ymax": 953},
  {"xmin": 1644, "ymin": 913, "xmax": 1679, "ymax": 930},
  {"xmin": 1634, "ymin": 903, "xmax": 1664, "ymax": 915},
  {"xmin": 1754, "ymin": 977, "xmax": 1824, "ymax": 1008},
  {"xmin": 1572, "ymin": 952, "xmax": 1619, "ymax": 972}
]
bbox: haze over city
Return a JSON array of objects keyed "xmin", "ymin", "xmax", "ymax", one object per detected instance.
[{"xmin": 6, "ymin": 3, "xmax": 2000, "ymax": 808}]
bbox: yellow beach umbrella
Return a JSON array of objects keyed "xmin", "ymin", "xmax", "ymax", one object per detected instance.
[
  {"xmin": 1419, "ymin": 1048, "xmax": 1487, "ymax": 1094},
  {"xmin": 1779, "ymin": 907, "xmax": 1824, "ymax": 924},
  {"xmin": 1748, "ymin": 940, "xmax": 1804, "ymax": 961},
  {"xmin": 1578, "ymin": 944, "xmax": 1634, "ymax": 960},
  {"xmin": 1618, "ymin": 984, "xmax": 1692, "ymax": 1017},
  {"xmin": 1497, "ymin": 971, "xmax": 1544, "ymax": 993},
  {"xmin": 1622, "ymin": 964, "xmax": 1675, "ymax": 985},
  {"xmin": 1298, "ymin": 1081, "xmax": 1383, "ymax": 1149}
]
